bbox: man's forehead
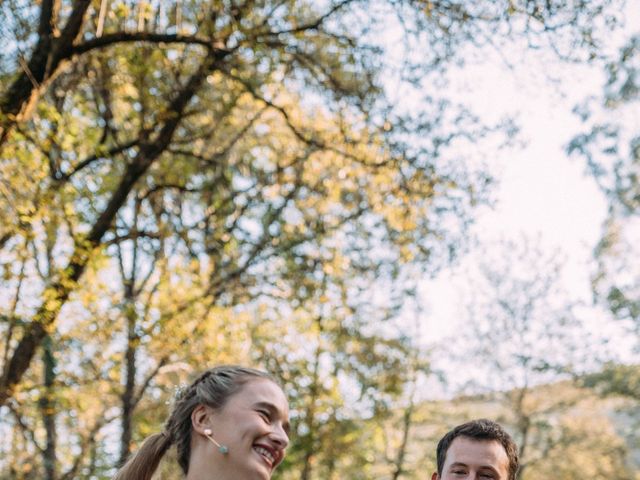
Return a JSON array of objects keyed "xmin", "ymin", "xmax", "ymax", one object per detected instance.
[{"xmin": 445, "ymin": 436, "xmax": 509, "ymax": 469}]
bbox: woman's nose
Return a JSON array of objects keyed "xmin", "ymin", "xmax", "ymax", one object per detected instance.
[{"xmin": 271, "ymin": 423, "xmax": 289, "ymax": 448}]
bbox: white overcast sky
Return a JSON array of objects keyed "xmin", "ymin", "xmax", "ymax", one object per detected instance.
[{"xmin": 416, "ymin": 3, "xmax": 640, "ymax": 369}]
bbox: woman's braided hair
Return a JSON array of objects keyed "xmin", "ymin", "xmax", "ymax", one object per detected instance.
[{"xmin": 113, "ymin": 365, "xmax": 275, "ymax": 480}]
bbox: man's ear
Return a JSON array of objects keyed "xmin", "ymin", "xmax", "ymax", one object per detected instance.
[
  {"xmin": 431, "ymin": 473, "xmax": 439, "ymax": 480},
  {"xmin": 191, "ymin": 404, "xmax": 212, "ymax": 435}
]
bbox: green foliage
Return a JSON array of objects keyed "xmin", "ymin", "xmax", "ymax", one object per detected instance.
[
  {"xmin": 569, "ymin": 32, "xmax": 640, "ymax": 352},
  {"xmin": 583, "ymin": 362, "xmax": 640, "ymax": 400},
  {"xmin": 518, "ymin": 385, "xmax": 636, "ymax": 480}
]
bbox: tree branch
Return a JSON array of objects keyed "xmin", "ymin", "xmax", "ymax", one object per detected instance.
[
  {"xmin": 57, "ymin": 139, "xmax": 140, "ymax": 183},
  {"xmin": 105, "ymin": 230, "xmax": 162, "ymax": 246},
  {"xmin": 131, "ymin": 356, "xmax": 169, "ymax": 410},
  {"xmin": 7, "ymin": 400, "xmax": 44, "ymax": 454},
  {"xmin": 73, "ymin": 32, "xmax": 227, "ymax": 56},
  {"xmin": 257, "ymin": 0, "xmax": 355, "ymax": 37},
  {"xmin": 0, "ymin": 0, "xmax": 92, "ymax": 146}
]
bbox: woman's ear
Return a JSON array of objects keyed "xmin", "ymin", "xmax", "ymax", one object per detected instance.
[{"xmin": 191, "ymin": 404, "xmax": 212, "ymax": 435}]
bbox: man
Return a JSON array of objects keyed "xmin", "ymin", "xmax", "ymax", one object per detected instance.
[{"xmin": 432, "ymin": 419, "xmax": 519, "ymax": 480}]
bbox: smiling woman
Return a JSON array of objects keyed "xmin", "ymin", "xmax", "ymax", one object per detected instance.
[{"xmin": 112, "ymin": 366, "xmax": 290, "ymax": 480}]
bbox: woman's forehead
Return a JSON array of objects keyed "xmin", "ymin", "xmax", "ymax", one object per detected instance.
[{"xmin": 237, "ymin": 379, "xmax": 289, "ymax": 412}]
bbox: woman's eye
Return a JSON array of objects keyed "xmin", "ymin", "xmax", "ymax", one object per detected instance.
[{"xmin": 258, "ymin": 410, "xmax": 271, "ymax": 422}]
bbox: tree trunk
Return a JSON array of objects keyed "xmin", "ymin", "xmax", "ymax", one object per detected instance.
[
  {"xmin": 391, "ymin": 399, "xmax": 415, "ymax": 480},
  {"xmin": 39, "ymin": 335, "xmax": 57, "ymax": 480},
  {"xmin": 300, "ymin": 323, "xmax": 322, "ymax": 480},
  {"xmin": 119, "ymin": 292, "xmax": 138, "ymax": 467}
]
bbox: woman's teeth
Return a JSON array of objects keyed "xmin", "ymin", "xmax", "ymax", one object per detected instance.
[{"xmin": 253, "ymin": 446, "xmax": 275, "ymax": 465}]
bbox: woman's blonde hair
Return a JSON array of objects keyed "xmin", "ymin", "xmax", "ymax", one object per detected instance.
[{"xmin": 113, "ymin": 365, "xmax": 275, "ymax": 480}]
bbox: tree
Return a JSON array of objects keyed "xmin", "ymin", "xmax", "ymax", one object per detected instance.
[
  {"xmin": 248, "ymin": 274, "xmax": 418, "ymax": 480},
  {"xmin": 449, "ymin": 236, "xmax": 591, "ymax": 477},
  {"xmin": 568, "ymin": 27, "xmax": 640, "ymax": 400},
  {"xmin": 0, "ymin": 0, "xmax": 625, "ymax": 406},
  {"xmin": 0, "ymin": 0, "xmax": 467, "ymax": 408},
  {"xmin": 515, "ymin": 382, "xmax": 636, "ymax": 480},
  {"xmin": 0, "ymin": 0, "xmax": 627, "ymax": 476}
]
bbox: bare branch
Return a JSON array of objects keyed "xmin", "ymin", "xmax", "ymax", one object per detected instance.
[
  {"xmin": 7, "ymin": 400, "xmax": 44, "ymax": 454},
  {"xmin": 105, "ymin": 230, "xmax": 162, "ymax": 246},
  {"xmin": 258, "ymin": 0, "xmax": 355, "ymax": 37},
  {"xmin": 73, "ymin": 32, "xmax": 227, "ymax": 56},
  {"xmin": 131, "ymin": 357, "xmax": 169, "ymax": 410},
  {"xmin": 59, "ymin": 414, "xmax": 118, "ymax": 480}
]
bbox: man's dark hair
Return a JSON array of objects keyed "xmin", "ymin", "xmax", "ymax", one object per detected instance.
[{"xmin": 436, "ymin": 419, "xmax": 519, "ymax": 480}]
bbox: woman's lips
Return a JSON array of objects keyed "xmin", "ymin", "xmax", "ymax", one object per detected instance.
[{"xmin": 252, "ymin": 443, "xmax": 281, "ymax": 469}]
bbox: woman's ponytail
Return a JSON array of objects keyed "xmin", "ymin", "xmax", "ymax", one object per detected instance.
[{"xmin": 112, "ymin": 432, "xmax": 172, "ymax": 480}]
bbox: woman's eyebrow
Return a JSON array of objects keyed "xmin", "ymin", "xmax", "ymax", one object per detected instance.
[{"xmin": 253, "ymin": 401, "xmax": 277, "ymax": 411}]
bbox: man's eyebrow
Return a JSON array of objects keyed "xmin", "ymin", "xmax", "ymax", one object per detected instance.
[
  {"xmin": 448, "ymin": 462, "xmax": 499, "ymax": 473},
  {"xmin": 479, "ymin": 466, "xmax": 500, "ymax": 474}
]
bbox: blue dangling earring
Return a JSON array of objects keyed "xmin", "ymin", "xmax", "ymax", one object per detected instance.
[{"xmin": 204, "ymin": 428, "xmax": 229, "ymax": 454}]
